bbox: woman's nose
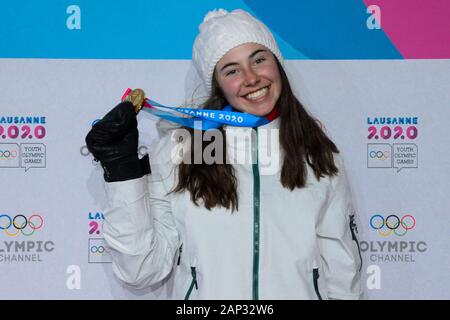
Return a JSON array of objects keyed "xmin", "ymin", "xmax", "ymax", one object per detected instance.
[{"xmin": 243, "ymin": 69, "xmax": 259, "ymax": 86}]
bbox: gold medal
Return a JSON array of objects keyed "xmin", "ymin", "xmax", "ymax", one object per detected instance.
[{"xmin": 125, "ymin": 88, "xmax": 146, "ymax": 114}]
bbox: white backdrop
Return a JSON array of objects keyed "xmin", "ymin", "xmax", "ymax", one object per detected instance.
[{"xmin": 0, "ymin": 58, "xmax": 449, "ymax": 299}]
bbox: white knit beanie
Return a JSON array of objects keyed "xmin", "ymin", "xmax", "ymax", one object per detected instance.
[{"xmin": 192, "ymin": 9, "xmax": 284, "ymax": 94}]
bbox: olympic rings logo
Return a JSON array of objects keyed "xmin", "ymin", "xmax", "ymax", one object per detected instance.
[
  {"xmin": 369, "ymin": 150, "xmax": 390, "ymax": 160},
  {"xmin": 0, "ymin": 150, "xmax": 18, "ymax": 160},
  {"xmin": 370, "ymin": 214, "xmax": 416, "ymax": 237},
  {"xmin": 90, "ymin": 245, "xmax": 109, "ymax": 255},
  {"xmin": 0, "ymin": 214, "xmax": 44, "ymax": 236}
]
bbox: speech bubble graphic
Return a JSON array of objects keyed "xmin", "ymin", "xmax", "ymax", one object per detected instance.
[
  {"xmin": 20, "ymin": 143, "xmax": 46, "ymax": 171},
  {"xmin": 393, "ymin": 143, "xmax": 418, "ymax": 172},
  {"xmin": 367, "ymin": 143, "xmax": 392, "ymax": 168},
  {"xmin": 0, "ymin": 143, "xmax": 20, "ymax": 168}
]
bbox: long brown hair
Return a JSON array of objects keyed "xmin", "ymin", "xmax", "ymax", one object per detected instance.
[{"xmin": 171, "ymin": 59, "xmax": 339, "ymax": 211}]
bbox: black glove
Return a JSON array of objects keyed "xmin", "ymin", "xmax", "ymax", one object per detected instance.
[{"xmin": 85, "ymin": 101, "xmax": 151, "ymax": 182}]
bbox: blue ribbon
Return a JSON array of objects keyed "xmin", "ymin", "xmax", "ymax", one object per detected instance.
[{"xmin": 142, "ymin": 98, "xmax": 271, "ymax": 130}]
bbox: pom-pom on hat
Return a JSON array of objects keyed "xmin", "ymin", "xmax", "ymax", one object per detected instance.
[{"xmin": 192, "ymin": 9, "xmax": 284, "ymax": 94}]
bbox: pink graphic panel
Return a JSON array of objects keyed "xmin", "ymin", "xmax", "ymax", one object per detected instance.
[{"xmin": 363, "ymin": 0, "xmax": 450, "ymax": 58}]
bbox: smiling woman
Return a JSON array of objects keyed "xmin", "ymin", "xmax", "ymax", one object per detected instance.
[
  {"xmin": 215, "ymin": 43, "xmax": 282, "ymax": 117},
  {"xmin": 85, "ymin": 8, "xmax": 363, "ymax": 300}
]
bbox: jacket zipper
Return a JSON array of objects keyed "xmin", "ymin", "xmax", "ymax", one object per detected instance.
[
  {"xmin": 184, "ymin": 266, "xmax": 198, "ymax": 300},
  {"xmin": 349, "ymin": 214, "xmax": 363, "ymax": 272},
  {"xmin": 313, "ymin": 268, "xmax": 323, "ymax": 300},
  {"xmin": 177, "ymin": 244, "xmax": 183, "ymax": 266},
  {"xmin": 252, "ymin": 127, "xmax": 260, "ymax": 300}
]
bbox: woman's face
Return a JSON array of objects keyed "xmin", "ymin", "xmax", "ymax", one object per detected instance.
[{"xmin": 214, "ymin": 43, "xmax": 282, "ymax": 116}]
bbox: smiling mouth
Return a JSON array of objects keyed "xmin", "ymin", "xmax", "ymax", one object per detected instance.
[{"xmin": 244, "ymin": 86, "xmax": 269, "ymax": 101}]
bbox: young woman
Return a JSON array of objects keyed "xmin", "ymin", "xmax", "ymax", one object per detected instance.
[{"xmin": 86, "ymin": 9, "xmax": 363, "ymax": 300}]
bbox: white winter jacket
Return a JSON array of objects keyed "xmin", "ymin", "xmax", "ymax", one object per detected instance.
[{"xmin": 102, "ymin": 118, "xmax": 363, "ymax": 300}]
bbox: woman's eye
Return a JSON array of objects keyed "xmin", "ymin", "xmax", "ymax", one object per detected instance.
[
  {"xmin": 255, "ymin": 57, "xmax": 266, "ymax": 64},
  {"xmin": 225, "ymin": 69, "xmax": 237, "ymax": 76}
]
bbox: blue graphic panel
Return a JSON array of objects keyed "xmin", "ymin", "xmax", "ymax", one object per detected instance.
[
  {"xmin": 244, "ymin": 0, "xmax": 402, "ymax": 59},
  {"xmin": 0, "ymin": 0, "xmax": 401, "ymax": 59},
  {"xmin": 0, "ymin": 0, "xmax": 239, "ymax": 59}
]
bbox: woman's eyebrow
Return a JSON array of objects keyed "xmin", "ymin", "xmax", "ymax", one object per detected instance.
[
  {"xmin": 220, "ymin": 49, "xmax": 268, "ymax": 72},
  {"xmin": 248, "ymin": 49, "xmax": 267, "ymax": 59}
]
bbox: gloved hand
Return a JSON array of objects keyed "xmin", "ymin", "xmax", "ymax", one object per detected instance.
[{"xmin": 85, "ymin": 101, "xmax": 151, "ymax": 182}]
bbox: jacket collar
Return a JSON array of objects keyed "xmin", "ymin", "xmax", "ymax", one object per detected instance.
[{"xmin": 224, "ymin": 117, "xmax": 282, "ymax": 174}]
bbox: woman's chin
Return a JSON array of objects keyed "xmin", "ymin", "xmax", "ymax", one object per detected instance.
[
  {"xmin": 232, "ymin": 99, "xmax": 275, "ymax": 116},
  {"xmin": 248, "ymin": 105, "xmax": 275, "ymax": 117}
]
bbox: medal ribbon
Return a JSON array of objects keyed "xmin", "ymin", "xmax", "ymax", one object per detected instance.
[{"xmin": 122, "ymin": 88, "xmax": 278, "ymax": 130}]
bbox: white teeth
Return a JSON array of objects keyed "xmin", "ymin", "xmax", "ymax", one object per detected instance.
[{"xmin": 245, "ymin": 87, "xmax": 268, "ymax": 100}]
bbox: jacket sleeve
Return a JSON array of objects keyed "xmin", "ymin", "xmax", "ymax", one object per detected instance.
[
  {"xmin": 316, "ymin": 156, "xmax": 363, "ymax": 300},
  {"xmin": 102, "ymin": 134, "xmax": 180, "ymax": 289}
]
